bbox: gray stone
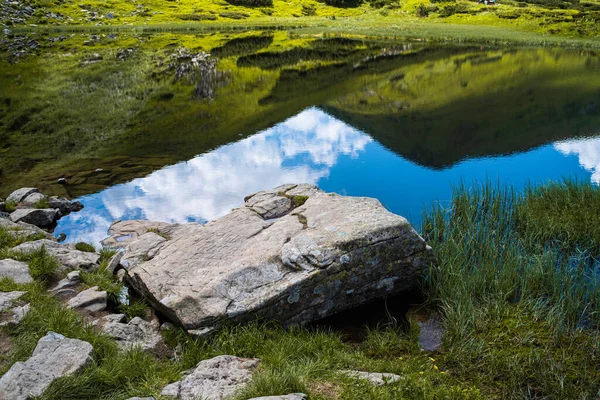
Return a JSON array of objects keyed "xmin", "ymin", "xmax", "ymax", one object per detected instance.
[
  {"xmin": 67, "ymin": 286, "xmax": 107, "ymax": 312},
  {"xmin": 0, "ymin": 219, "xmax": 54, "ymax": 240},
  {"xmin": 21, "ymin": 192, "xmax": 46, "ymax": 207},
  {"xmin": 340, "ymin": 370, "xmax": 403, "ymax": 386},
  {"xmin": 10, "ymin": 208, "xmax": 59, "ymax": 228},
  {"xmin": 0, "ymin": 291, "xmax": 26, "ymax": 312},
  {"xmin": 0, "ymin": 259, "xmax": 33, "ymax": 284},
  {"xmin": 0, "ymin": 332, "xmax": 93, "ymax": 399},
  {"xmin": 106, "ymin": 249, "xmax": 124, "ymax": 274},
  {"xmin": 126, "ymin": 398, "xmax": 155, "ymax": 400},
  {"xmin": 48, "ymin": 197, "xmax": 83, "ymax": 214},
  {"xmin": 102, "ymin": 220, "xmax": 174, "ymax": 248},
  {"xmin": 102, "ymin": 316, "xmax": 165, "ymax": 353},
  {"xmin": 0, "ymin": 303, "xmax": 30, "ymax": 327},
  {"xmin": 120, "ymin": 184, "xmax": 434, "ymax": 332},
  {"xmin": 53, "ymin": 288, "xmax": 78, "ymax": 301},
  {"xmin": 50, "ymin": 270, "xmax": 81, "ymax": 292},
  {"xmin": 12, "ymin": 240, "xmax": 99, "ymax": 270},
  {"xmin": 248, "ymin": 395, "xmax": 307, "ymax": 400},
  {"xmin": 160, "ymin": 355, "xmax": 260, "ymax": 400},
  {"xmin": 6, "ymin": 188, "xmax": 39, "ymax": 203}
]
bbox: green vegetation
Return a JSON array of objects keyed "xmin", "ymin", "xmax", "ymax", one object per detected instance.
[
  {"xmin": 75, "ymin": 242, "xmax": 97, "ymax": 253},
  {"xmin": 34, "ymin": 197, "xmax": 51, "ymax": 209},
  {"xmin": 2, "ymin": 180, "xmax": 600, "ymax": 398}
]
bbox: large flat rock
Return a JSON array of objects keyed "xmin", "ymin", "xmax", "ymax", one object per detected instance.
[
  {"xmin": 118, "ymin": 184, "xmax": 435, "ymax": 332},
  {"xmin": 0, "ymin": 331, "xmax": 93, "ymax": 399},
  {"xmin": 0, "ymin": 259, "xmax": 33, "ymax": 284}
]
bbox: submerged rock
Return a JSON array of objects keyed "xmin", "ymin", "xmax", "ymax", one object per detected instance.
[
  {"xmin": 160, "ymin": 355, "xmax": 260, "ymax": 400},
  {"xmin": 0, "ymin": 332, "xmax": 93, "ymax": 399},
  {"xmin": 0, "ymin": 259, "xmax": 33, "ymax": 284},
  {"xmin": 116, "ymin": 184, "xmax": 435, "ymax": 333}
]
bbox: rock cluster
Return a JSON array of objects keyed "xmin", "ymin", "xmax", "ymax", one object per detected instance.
[
  {"xmin": 1, "ymin": 187, "xmax": 83, "ymax": 232},
  {"xmin": 0, "ymin": 184, "xmax": 436, "ymax": 399}
]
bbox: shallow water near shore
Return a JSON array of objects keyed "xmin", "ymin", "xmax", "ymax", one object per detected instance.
[{"xmin": 0, "ymin": 31, "xmax": 599, "ymax": 243}]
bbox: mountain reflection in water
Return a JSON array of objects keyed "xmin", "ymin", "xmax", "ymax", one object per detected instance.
[{"xmin": 56, "ymin": 108, "xmax": 598, "ymax": 245}]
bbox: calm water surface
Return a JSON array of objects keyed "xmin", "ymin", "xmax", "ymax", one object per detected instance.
[
  {"xmin": 1, "ymin": 32, "xmax": 599, "ymax": 244},
  {"xmin": 56, "ymin": 107, "xmax": 599, "ymax": 244}
]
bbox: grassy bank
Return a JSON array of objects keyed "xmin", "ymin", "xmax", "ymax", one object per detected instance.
[
  {"xmin": 7, "ymin": 0, "xmax": 600, "ymax": 40},
  {"xmin": 1, "ymin": 180, "xmax": 600, "ymax": 398}
]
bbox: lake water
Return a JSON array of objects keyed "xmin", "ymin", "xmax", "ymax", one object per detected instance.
[{"xmin": 1, "ymin": 32, "xmax": 599, "ymax": 244}]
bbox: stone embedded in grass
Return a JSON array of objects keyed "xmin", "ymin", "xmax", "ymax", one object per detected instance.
[
  {"xmin": 0, "ymin": 219, "xmax": 54, "ymax": 240},
  {"xmin": 9, "ymin": 208, "xmax": 60, "ymax": 228},
  {"xmin": 67, "ymin": 286, "xmax": 107, "ymax": 312},
  {"xmin": 340, "ymin": 370, "xmax": 403, "ymax": 386},
  {"xmin": 0, "ymin": 331, "xmax": 93, "ymax": 400},
  {"xmin": 12, "ymin": 239, "xmax": 100, "ymax": 270},
  {"xmin": 117, "ymin": 184, "xmax": 435, "ymax": 333},
  {"xmin": 0, "ymin": 259, "xmax": 33, "ymax": 284},
  {"xmin": 248, "ymin": 395, "xmax": 307, "ymax": 400},
  {"xmin": 102, "ymin": 316, "xmax": 167, "ymax": 354},
  {"xmin": 21, "ymin": 192, "xmax": 46, "ymax": 207},
  {"xmin": 0, "ymin": 291, "xmax": 29, "ymax": 326},
  {"xmin": 160, "ymin": 355, "xmax": 260, "ymax": 400}
]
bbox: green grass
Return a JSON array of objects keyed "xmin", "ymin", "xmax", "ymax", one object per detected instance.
[
  {"xmin": 75, "ymin": 242, "xmax": 97, "ymax": 253},
  {"xmin": 517, "ymin": 179, "xmax": 600, "ymax": 255}
]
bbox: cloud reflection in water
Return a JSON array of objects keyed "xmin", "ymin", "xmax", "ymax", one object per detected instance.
[{"xmin": 56, "ymin": 107, "xmax": 372, "ymax": 244}]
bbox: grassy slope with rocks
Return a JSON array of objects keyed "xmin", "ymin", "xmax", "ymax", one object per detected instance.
[
  {"xmin": 0, "ymin": 180, "xmax": 599, "ymax": 399},
  {"xmin": 2, "ymin": 0, "xmax": 600, "ymax": 42}
]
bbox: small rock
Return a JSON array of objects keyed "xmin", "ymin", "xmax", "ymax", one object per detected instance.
[
  {"xmin": 0, "ymin": 332, "xmax": 93, "ymax": 399},
  {"xmin": 102, "ymin": 317, "xmax": 165, "ymax": 353},
  {"xmin": 12, "ymin": 240, "xmax": 99, "ymax": 270},
  {"xmin": 57, "ymin": 177, "xmax": 67, "ymax": 184},
  {"xmin": 0, "ymin": 219, "xmax": 54, "ymax": 240},
  {"xmin": 67, "ymin": 286, "xmax": 107, "ymax": 312},
  {"xmin": 340, "ymin": 370, "xmax": 403, "ymax": 386},
  {"xmin": 248, "ymin": 395, "xmax": 307, "ymax": 400},
  {"xmin": 106, "ymin": 12, "xmax": 114, "ymax": 18},
  {"xmin": 22, "ymin": 192, "xmax": 46, "ymax": 206},
  {"xmin": 0, "ymin": 291, "xmax": 26, "ymax": 312},
  {"xmin": 6, "ymin": 188, "xmax": 40, "ymax": 204},
  {"xmin": 0, "ymin": 259, "xmax": 33, "ymax": 284},
  {"xmin": 56, "ymin": 233, "xmax": 67, "ymax": 242},
  {"xmin": 50, "ymin": 270, "xmax": 81, "ymax": 292},
  {"xmin": 53, "ymin": 288, "xmax": 79, "ymax": 301},
  {"xmin": 160, "ymin": 355, "xmax": 260, "ymax": 399},
  {"xmin": 106, "ymin": 250, "xmax": 124, "ymax": 274},
  {"xmin": 9, "ymin": 208, "xmax": 60, "ymax": 228}
]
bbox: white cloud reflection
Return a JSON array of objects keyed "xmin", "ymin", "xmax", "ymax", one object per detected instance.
[
  {"xmin": 57, "ymin": 107, "xmax": 372, "ymax": 244},
  {"xmin": 554, "ymin": 136, "xmax": 600, "ymax": 184}
]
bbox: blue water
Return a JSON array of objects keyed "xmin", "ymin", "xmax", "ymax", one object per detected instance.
[{"xmin": 56, "ymin": 107, "xmax": 599, "ymax": 244}]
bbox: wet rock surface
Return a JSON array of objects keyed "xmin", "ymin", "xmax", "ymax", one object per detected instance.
[
  {"xmin": 114, "ymin": 184, "xmax": 435, "ymax": 333},
  {"xmin": 0, "ymin": 332, "xmax": 93, "ymax": 400},
  {"xmin": 160, "ymin": 355, "xmax": 260, "ymax": 400}
]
